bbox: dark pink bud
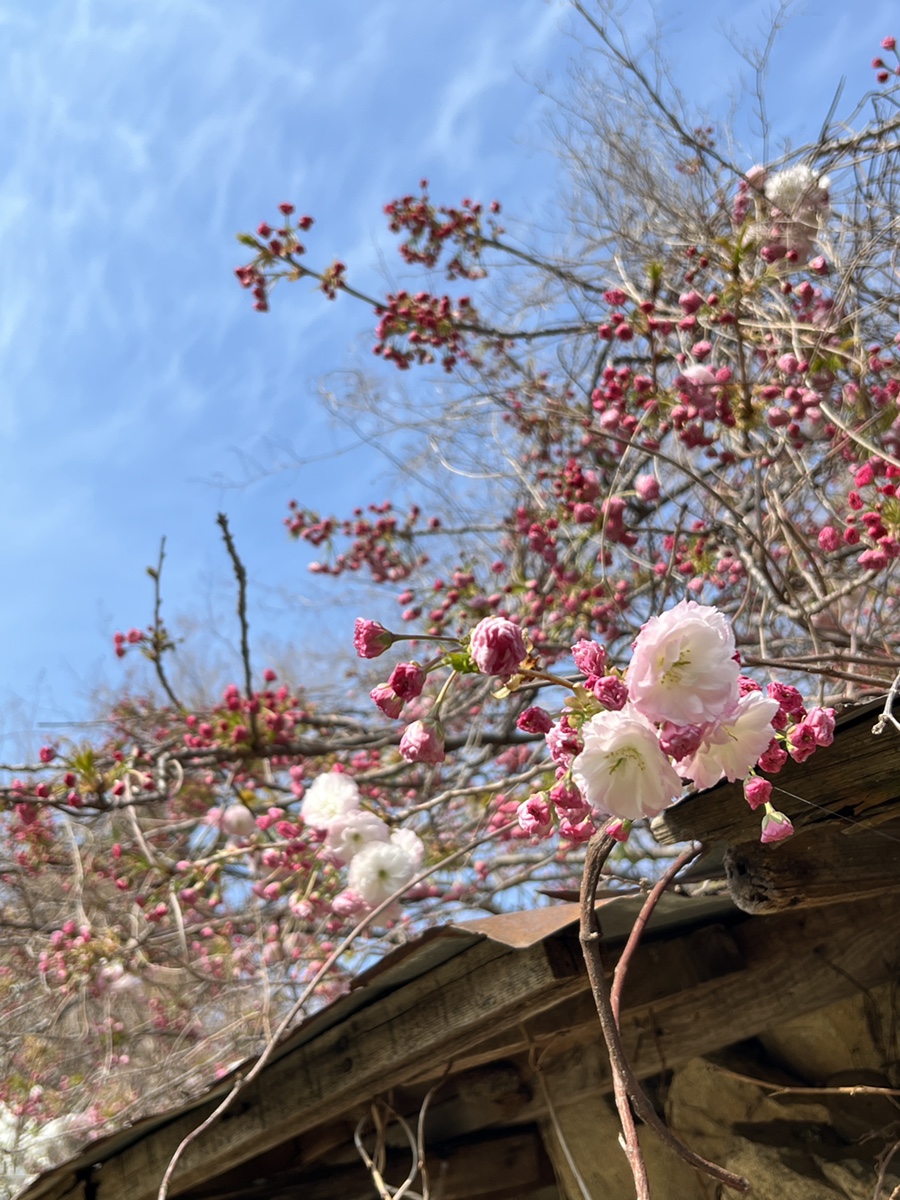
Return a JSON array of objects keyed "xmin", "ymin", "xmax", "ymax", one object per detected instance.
[
  {"xmin": 590, "ymin": 675, "xmax": 629, "ymax": 710},
  {"xmin": 571, "ymin": 638, "xmax": 607, "ymax": 677},
  {"xmin": 658, "ymin": 722, "xmax": 706, "ymax": 760},
  {"xmin": 353, "ymin": 617, "xmax": 395, "ymax": 659},
  {"xmin": 757, "ymin": 738, "xmax": 788, "ymax": 774},
  {"xmin": 517, "ymin": 706, "xmax": 554, "ymax": 735},
  {"xmin": 744, "ymin": 776, "xmax": 772, "ymax": 810},
  {"xmin": 678, "ymin": 290, "xmax": 704, "ymax": 314},
  {"xmin": 388, "ymin": 661, "xmax": 426, "ymax": 700}
]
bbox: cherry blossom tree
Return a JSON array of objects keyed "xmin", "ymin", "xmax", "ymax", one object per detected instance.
[{"xmin": 4, "ymin": 8, "xmax": 900, "ymax": 1197}]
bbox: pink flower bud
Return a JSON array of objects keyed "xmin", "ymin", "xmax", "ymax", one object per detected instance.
[
  {"xmin": 388, "ymin": 661, "xmax": 426, "ymax": 700},
  {"xmin": 604, "ymin": 817, "xmax": 632, "ymax": 842},
  {"xmin": 743, "ymin": 776, "xmax": 772, "ymax": 810},
  {"xmin": 353, "ymin": 618, "xmax": 395, "ymax": 659},
  {"xmin": 635, "ymin": 474, "xmax": 660, "ymax": 502},
  {"xmin": 760, "ymin": 808, "xmax": 793, "ymax": 844},
  {"xmin": 517, "ymin": 706, "xmax": 553, "ymax": 734},
  {"xmin": 571, "ymin": 638, "xmax": 607, "ymax": 677},
  {"xmin": 399, "ymin": 719, "xmax": 445, "ymax": 764},
  {"xmin": 678, "ymin": 290, "xmax": 704, "ymax": 314},
  {"xmin": 757, "ymin": 738, "xmax": 788, "ymax": 774},
  {"xmin": 590, "ymin": 675, "xmax": 629, "ymax": 710},
  {"xmin": 818, "ymin": 525, "xmax": 840, "ymax": 552},
  {"xmin": 469, "ymin": 616, "xmax": 526, "ymax": 676},
  {"xmin": 371, "ymin": 684, "xmax": 404, "ymax": 720},
  {"xmin": 658, "ymin": 721, "xmax": 706, "ymax": 760}
]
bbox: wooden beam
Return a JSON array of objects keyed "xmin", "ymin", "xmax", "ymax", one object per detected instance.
[
  {"xmin": 723, "ymin": 820, "xmax": 900, "ymax": 913},
  {"xmin": 33, "ymin": 892, "xmax": 900, "ymax": 1200},
  {"xmin": 89, "ymin": 936, "xmax": 584, "ymax": 1200}
]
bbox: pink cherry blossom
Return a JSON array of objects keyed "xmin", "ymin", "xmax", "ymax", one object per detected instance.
[
  {"xmin": 806, "ymin": 706, "xmax": 835, "ymax": 746},
  {"xmin": 469, "ymin": 616, "xmax": 526, "ymax": 676},
  {"xmin": 517, "ymin": 793, "xmax": 552, "ymax": 837},
  {"xmin": 572, "ymin": 707, "xmax": 683, "ymax": 820},
  {"xmin": 325, "ymin": 810, "xmax": 390, "ymax": 864},
  {"xmin": 370, "ymin": 683, "xmax": 404, "ymax": 719},
  {"xmin": 625, "ymin": 599, "xmax": 740, "ymax": 725},
  {"xmin": 678, "ymin": 691, "xmax": 780, "ymax": 790}
]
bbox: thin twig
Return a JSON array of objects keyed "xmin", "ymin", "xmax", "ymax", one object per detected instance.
[
  {"xmin": 156, "ymin": 820, "xmax": 517, "ymax": 1200},
  {"xmin": 579, "ymin": 832, "xmax": 751, "ymax": 1197},
  {"xmin": 216, "ymin": 513, "xmax": 258, "ymax": 745}
]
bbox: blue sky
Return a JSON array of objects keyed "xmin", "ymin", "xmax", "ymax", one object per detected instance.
[{"xmin": 0, "ymin": 0, "xmax": 892, "ymax": 749}]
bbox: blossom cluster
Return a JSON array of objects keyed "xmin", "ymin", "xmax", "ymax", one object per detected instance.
[
  {"xmin": 531, "ymin": 600, "xmax": 833, "ymax": 843},
  {"xmin": 300, "ymin": 771, "xmax": 424, "ymax": 909},
  {"xmin": 355, "ymin": 602, "xmax": 832, "ymax": 846}
]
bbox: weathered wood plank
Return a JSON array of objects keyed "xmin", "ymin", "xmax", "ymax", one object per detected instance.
[
  {"xmin": 652, "ymin": 699, "xmax": 900, "ymax": 846},
  {"xmin": 724, "ymin": 819, "xmax": 900, "ymax": 912},
  {"xmin": 91, "ymin": 936, "xmax": 584, "ymax": 1200},
  {"xmin": 404, "ymin": 894, "xmax": 900, "ymax": 1102}
]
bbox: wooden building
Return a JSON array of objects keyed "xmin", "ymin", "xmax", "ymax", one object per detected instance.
[{"xmin": 18, "ymin": 700, "xmax": 900, "ymax": 1200}]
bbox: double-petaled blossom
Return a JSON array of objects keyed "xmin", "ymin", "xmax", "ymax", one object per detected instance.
[
  {"xmin": 626, "ymin": 599, "xmax": 740, "ymax": 726},
  {"xmin": 469, "ymin": 616, "xmax": 526, "ymax": 676},
  {"xmin": 677, "ymin": 692, "xmax": 780, "ymax": 790},
  {"xmin": 517, "ymin": 793, "xmax": 553, "ymax": 837},
  {"xmin": 572, "ymin": 707, "xmax": 683, "ymax": 820},
  {"xmin": 325, "ymin": 810, "xmax": 390, "ymax": 864},
  {"xmin": 301, "ymin": 771, "xmax": 361, "ymax": 829},
  {"xmin": 806, "ymin": 706, "xmax": 836, "ymax": 746},
  {"xmin": 347, "ymin": 832, "xmax": 424, "ymax": 906}
]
